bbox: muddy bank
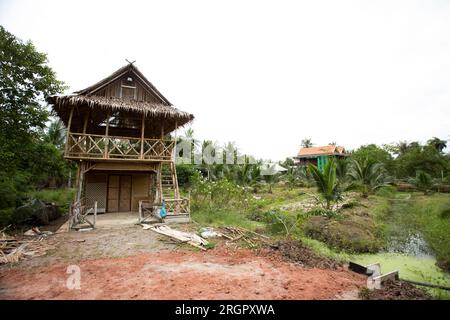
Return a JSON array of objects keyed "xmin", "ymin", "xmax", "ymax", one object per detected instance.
[
  {"xmin": 264, "ymin": 240, "xmax": 342, "ymax": 269},
  {"xmin": 359, "ymin": 279, "xmax": 431, "ymax": 300}
]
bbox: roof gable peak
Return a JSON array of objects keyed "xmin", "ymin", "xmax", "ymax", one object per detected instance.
[{"xmin": 74, "ymin": 63, "xmax": 171, "ymax": 105}]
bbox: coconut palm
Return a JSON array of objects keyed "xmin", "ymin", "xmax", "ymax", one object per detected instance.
[
  {"xmin": 301, "ymin": 138, "xmax": 313, "ymax": 148},
  {"xmin": 177, "ymin": 127, "xmax": 200, "ymax": 162},
  {"xmin": 427, "ymin": 137, "xmax": 447, "ymax": 153},
  {"xmin": 347, "ymin": 158, "xmax": 388, "ymax": 197},
  {"xmin": 308, "ymin": 158, "xmax": 342, "ymax": 209},
  {"xmin": 44, "ymin": 119, "xmax": 66, "ymax": 149},
  {"xmin": 335, "ymin": 158, "xmax": 349, "ymax": 182}
]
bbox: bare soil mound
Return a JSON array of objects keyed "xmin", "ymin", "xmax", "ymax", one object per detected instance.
[{"xmin": 264, "ymin": 240, "xmax": 342, "ymax": 269}]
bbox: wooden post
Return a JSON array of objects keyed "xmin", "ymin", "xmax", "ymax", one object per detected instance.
[
  {"xmin": 65, "ymin": 107, "xmax": 74, "ymax": 156},
  {"xmin": 74, "ymin": 163, "xmax": 81, "ymax": 201},
  {"xmin": 104, "ymin": 111, "xmax": 110, "ymax": 159},
  {"xmin": 68, "ymin": 203, "xmax": 73, "ymax": 232},
  {"xmin": 157, "ymin": 163, "xmax": 163, "ymax": 202},
  {"xmin": 138, "ymin": 200, "xmax": 142, "ymax": 223},
  {"xmin": 82, "ymin": 112, "xmax": 89, "ymax": 133},
  {"xmin": 173, "ymin": 120, "xmax": 178, "ymax": 161},
  {"xmin": 82, "ymin": 111, "xmax": 89, "ymax": 154},
  {"xmin": 188, "ymin": 190, "xmax": 191, "ymax": 222},
  {"xmin": 76, "ymin": 162, "xmax": 85, "ymax": 202},
  {"xmin": 140, "ymin": 115, "xmax": 145, "ymax": 159},
  {"xmin": 172, "ymin": 161, "xmax": 180, "ymax": 199}
]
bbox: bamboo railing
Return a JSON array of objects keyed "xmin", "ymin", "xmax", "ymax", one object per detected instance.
[
  {"xmin": 138, "ymin": 198, "xmax": 190, "ymax": 223},
  {"xmin": 65, "ymin": 133, "xmax": 175, "ymax": 161}
]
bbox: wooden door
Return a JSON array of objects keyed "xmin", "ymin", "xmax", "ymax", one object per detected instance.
[
  {"xmin": 107, "ymin": 175, "xmax": 132, "ymax": 212},
  {"xmin": 119, "ymin": 175, "xmax": 132, "ymax": 212},
  {"xmin": 107, "ymin": 175, "xmax": 120, "ymax": 212}
]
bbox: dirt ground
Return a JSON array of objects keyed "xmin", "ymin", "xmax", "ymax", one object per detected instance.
[{"xmin": 0, "ymin": 224, "xmax": 368, "ymax": 300}]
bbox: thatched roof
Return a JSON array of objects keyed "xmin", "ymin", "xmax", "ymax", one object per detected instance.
[
  {"xmin": 46, "ymin": 63, "xmax": 194, "ymax": 128},
  {"xmin": 48, "ymin": 95, "xmax": 194, "ymax": 122},
  {"xmin": 74, "ymin": 63, "xmax": 172, "ymax": 105}
]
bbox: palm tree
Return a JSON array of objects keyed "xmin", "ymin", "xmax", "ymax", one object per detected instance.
[
  {"xmin": 200, "ymin": 140, "xmax": 217, "ymax": 180},
  {"xmin": 335, "ymin": 158, "xmax": 349, "ymax": 182},
  {"xmin": 308, "ymin": 158, "xmax": 341, "ymax": 209},
  {"xmin": 301, "ymin": 138, "xmax": 313, "ymax": 148},
  {"xmin": 396, "ymin": 141, "xmax": 410, "ymax": 156},
  {"xmin": 44, "ymin": 119, "xmax": 66, "ymax": 149},
  {"xmin": 347, "ymin": 158, "xmax": 388, "ymax": 197},
  {"xmin": 427, "ymin": 137, "xmax": 447, "ymax": 153},
  {"xmin": 177, "ymin": 128, "xmax": 200, "ymax": 162}
]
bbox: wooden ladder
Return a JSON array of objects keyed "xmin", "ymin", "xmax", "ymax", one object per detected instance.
[{"xmin": 159, "ymin": 161, "xmax": 180, "ymax": 201}]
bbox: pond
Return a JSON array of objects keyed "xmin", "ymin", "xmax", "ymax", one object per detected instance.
[{"xmin": 350, "ymin": 232, "xmax": 450, "ymax": 299}]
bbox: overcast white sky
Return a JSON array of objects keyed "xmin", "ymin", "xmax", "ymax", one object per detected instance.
[{"xmin": 1, "ymin": 0, "xmax": 450, "ymax": 160}]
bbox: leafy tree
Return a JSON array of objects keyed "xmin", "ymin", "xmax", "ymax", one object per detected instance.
[
  {"xmin": 0, "ymin": 26, "xmax": 66, "ymax": 216},
  {"xmin": 395, "ymin": 145, "xmax": 447, "ymax": 179},
  {"xmin": 347, "ymin": 158, "xmax": 389, "ymax": 197},
  {"xmin": 0, "ymin": 26, "xmax": 65, "ymax": 172},
  {"xmin": 308, "ymin": 158, "xmax": 342, "ymax": 209}
]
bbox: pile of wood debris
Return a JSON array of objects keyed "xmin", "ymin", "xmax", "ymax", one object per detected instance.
[
  {"xmin": 0, "ymin": 228, "xmax": 55, "ymax": 265},
  {"xmin": 141, "ymin": 224, "xmax": 270, "ymax": 250},
  {"xmin": 219, "ymin": 226, "xmax": 270, "ymax": 248},
  {"xmin": 143, "ymin": 225, "xmax": 209, "ymax": 250}
]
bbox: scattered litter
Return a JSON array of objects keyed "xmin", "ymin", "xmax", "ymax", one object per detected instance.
[
  {"xmin": 24, "ymin": 227, "xmax": 53, "ymax": 237},
  {"xmin": 145, "ymin": 225, "xmax": 209, "ymax": 250},
  {"xmin": 199, "ymin": 227, "xmax": 220, "ymax": 239}
]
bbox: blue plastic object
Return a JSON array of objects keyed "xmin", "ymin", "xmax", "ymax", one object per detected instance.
[{"xmin": 159, "ymin": 200, "xmax": 167, "ymax": 218}]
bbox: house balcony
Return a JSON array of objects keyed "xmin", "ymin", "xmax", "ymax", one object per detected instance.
[{"xmin": 65, "ymin": 133, "xmax": 175, "ymax": 162}]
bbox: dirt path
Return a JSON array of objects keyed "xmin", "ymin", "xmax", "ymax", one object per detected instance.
[{"xmin": 0, "ymin": 248, "xmax": 365, "ymax": 300}]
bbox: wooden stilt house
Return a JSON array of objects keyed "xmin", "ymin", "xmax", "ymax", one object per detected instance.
[{"xmin": 47, "ymin": 63, "xmax": 194, "ymax": 227}]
